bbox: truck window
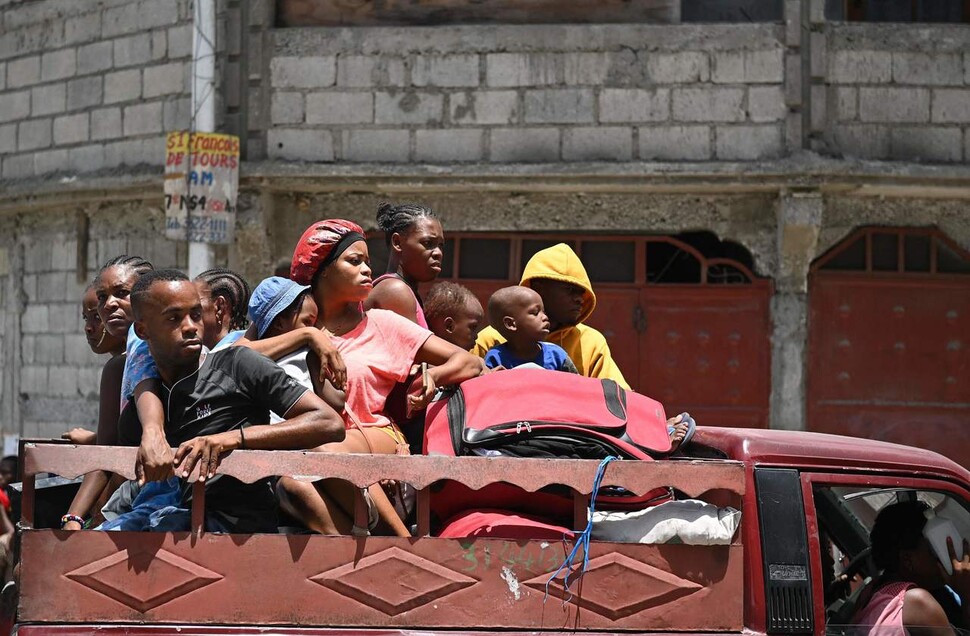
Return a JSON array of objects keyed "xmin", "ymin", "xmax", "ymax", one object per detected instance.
[{"xmin": 814, "ymin": 484, "xmax": 970, "ymax": 635}]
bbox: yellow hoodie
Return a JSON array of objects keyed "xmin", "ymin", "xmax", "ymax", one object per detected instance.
[{"xmin": 473, "ymin": 243, "xmax": 630, "ymax": 389}]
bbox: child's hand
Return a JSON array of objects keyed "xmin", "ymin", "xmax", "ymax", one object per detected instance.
[
  {"xmin": 61, "ymin": 428, "xmax": 97, "ymax": 445},
  {"xmin": 406, "ymin": 364, "xmax": 435, "ymax": 416}
]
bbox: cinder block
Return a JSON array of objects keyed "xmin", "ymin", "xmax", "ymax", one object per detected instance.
[
  {"xmin": 23, "ymin": 304, "xmax": 50, "ymax": 333},
  {"xmin": 745, "ymin": 50, "xmax": 784, "ymax": 84},
  {"xmin": 0, "ymin": 62, "xmax": 5, "ymax": 91},
  {"xmin": 20, "ymin": 366, "xmax": 48, "ymax": 394},
  {"xmin": 33, "ymin": 148, "xmax": 70, "ymax": 174},
  {"xmin": 77, "ymin": 41, "xmax": 114, "ymax": 75},
  {"xmin": 69, "ymin": 144, "xmax": 106, "ymax": 172},
  {"xmin": 711, "ymin": 51, "xmax": 744, "ymax": 84},
  {"xmin": 785, "ymin": 0, "xmax": 802, "ymax": 47},
  {"xmin": 53, "ymin": 113, "xmax": 89, "ymax": 145},
  {"xmin": 415, "ymin": 129, "xmax": 483, "ymax": 162},
  {"xmin": 337, "ymin": 55, "xmax": 375, "ymax": 87},
  {"xmin": 451, "ymin": 91, "xmax": 519, "ymax": 125},
  {"xmin": 31, "ymin": 83, "xmax": 67, "ymax": 116},
  {"xmin": 67, "ymin": 76, "xmax": 102, "ymax": 110},
  {"xmin": 931, "ymin": 89, "xmax": 970, "ymax": 123},
  {"xmin": 599, "ymin": 88, "xmax": 669, "ymax": 123},
  {"xmin": 66, "ymin": 334, "xmax": 95, "ymax": 365},
  {"xmin": 830, "ymin": 51, "xmax": 891, "ymax": 84},
  {"xmin": 36, "ymin": 334, "xmax": 65, "ymax": 363},
  {"xmin": 486, "ymin": 53, "xmax": 559, "ymax": 88},
  {"xmin": 18, "ymin": 118, "xmax": 52, "ymax": 151},
  {"xmin": 810, "ymin": 32, "xmax": 826, "ymax": 80},
  {"xmin": 150, "ymin": 29, "xmax": 167, "ymax": 62},
  {"xmin": 890, "ymin": 126, "xmax": 963, "ymax": 162},
  {"xmin": 639, "ymin": 125, "xmax": 711, "ymax": 160},
  {"xmin": 673, "ymin": 87, "xmax": 745, "ymax": 122},
  {"xmin": 41, "ymin": 48, "xmax": 77, "ymax": 81},
  {"xmin": 49, "ymin": 366, "xmax": 79, "ymax": 397},
  {"xmin": 267, "ymin": 128, "xmax": 335, "ymax": 162},
  {"xmin": 563, "ymin": 52, "xmax": 611, "ymax": 85},
  {"xmin": 0, "ymin": 90, "xmax": 30, "ymax": 123},
  {"xmin": 122, "ymin": 102, "xmax": 162, "ymax": 136},
  {"xmin": 306, "ymin": 92, "xmax": 373, "ymax": 125},
  {"xmin": 523, "ymin": 89, "xmax": 594, "ymax": 124},
  {"xmin": 102, "ymin": 2, "xmax": 142, "ymax": 38},
  {"xmin": 785, "ymin": 52, "xmax": 801, "ymax": 107},
  {"xmin": 340, "ymin": 129, "xmax": 409, "ymax": 162},
  {"xmin": 749, "ymin": 86, "xmax": 787, "ymax": 123},
  {"xmin": 90, "ymin": 107, "xmax": 122, "ymax": 140},
  {"xmin": 8, "ymin": 55, "xmax": 40, "ymax": 88},
  {"xmin": 143, "ymin": 62, "xmax": 184, "ymax": 98},
  {"xmin": 76, "ymin": 365, "xmax": 102, "ymax": 397},
  {"xmin": 833, "ymin": 124, "xmax": 890, "ymax": 159},
  {"xmin": 162, "ymin": 96, "xmax": 191, "ymax": 130},
  {"xmin": 893, "ymin": 52, "xmax": 963, "ymax": 86},
  {"xmin": 835, "ymin": 87, "xmax": 857, "ymax": 121},
  {"xmin": 270, "ymin": 56, "xmax": 337, "ymax": 89},
  {"xmin": 167, "ymin": 25, "xmax": 192, "ymax": 56},
  {"xmin": 412, "ymin": 54, "xmax": 479, "ymax": 88},
  {"xmin": 810, "ymin": 84, "xmax": 826, "ymax": 132},
  {"xmin": 490, "ymin": 127, "xmax": 559, "ymax": 162},
  {"xmin": 859, "ymin": 87, "xmax": 929, "ymax": 123},
  {"xmin": 64, "ymin": 11, "xmax": 101, "ymax": 46},
  {"xmin": 3, "ymin": 154, "xmax": 35, "ymax": 179},
  {"xmin": 21, "ymin": 335, "xmax": 37, "ymax": 364},
  {"xmin": 647, "ymin": 52, "xmax": 710, "ymax": 84},
  {"xmin": 716, "ymin": 124, "xmax": 784, "ymax": 160},
  {"xmin": 375, "ymin": 92, "xmax": 443, "ymax": 125},
  {"xmin": 138, "ymin": 0, "xmax": 180, "ymax": 30},
  {"xmin": 49, "ymin": 303, "xmax": 79, "ymax": 333},
  {"xmin": 0, "ymin": 123, "xmax": 15, "ymax": 155},
  {"xmin": 562, "ymin": 127, "xmax": 632, "ymax": 161},
  {"xmin": 104, "ymin": 69, "xmax": 141, "ymax": 104},
  {"xmin": 51, "ymin": 239, "xmax": 77, "ymax": 271},
  {"xmin": 271, "ymin": 92, "xmax": 304, "ymax": 124}
]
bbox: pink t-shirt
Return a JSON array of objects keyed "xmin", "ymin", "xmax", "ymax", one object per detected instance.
[
  {"xmin": 851, "ymin": 581, "xmax": 913, "ymax": 635},
  {"xmin": 331, "ymin": 309, "xmax": 432, "ymax": 428},
  {"xmin": 372, "ymin": 274, "xmax": 429, "ymax": 329}
]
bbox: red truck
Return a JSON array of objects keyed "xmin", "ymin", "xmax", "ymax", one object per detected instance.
[{"xmin": 8, "ymin": 426, "xmax": 970, "ymax": 635}]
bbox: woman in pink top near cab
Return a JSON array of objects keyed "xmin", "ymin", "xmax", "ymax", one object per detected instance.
[
  {"xmin": 852, "ymin": 501, "xmax": 970, "ymax": 636},
  {"xmin": 278, "ymin": 219, "xmax": 483, "ymax": 537}
]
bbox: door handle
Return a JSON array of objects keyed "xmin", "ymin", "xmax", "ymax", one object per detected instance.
[{"xmin": 633, "ymin": 305, "xmax": 647, "ymax": 334}]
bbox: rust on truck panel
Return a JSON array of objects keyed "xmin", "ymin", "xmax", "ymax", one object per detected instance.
[{"xmin": 18, "ymin": 444, "xmax": 744, "ymax": 631}]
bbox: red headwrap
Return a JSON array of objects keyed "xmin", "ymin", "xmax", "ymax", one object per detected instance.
[{"xmin": 290, "ymin": 219, "xmax": 367, "ymax": 285}]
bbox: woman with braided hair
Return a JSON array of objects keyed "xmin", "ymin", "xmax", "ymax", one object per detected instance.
[
  {"xmin": 62, "ymin": 255, "xmax": 155, "ymax": 531},
  {"xmin": 194, "ymin": 268, "xmax": 251, "ymax": 350}
]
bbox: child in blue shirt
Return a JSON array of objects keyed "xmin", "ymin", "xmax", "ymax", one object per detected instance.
[{"xmin": 483, "ymin": 286, "xmax": 579, "ymax": 373}]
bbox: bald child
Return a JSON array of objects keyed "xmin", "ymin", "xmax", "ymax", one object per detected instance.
[{"xmin": 483, "ymin": 286, "xmax": 578, "ymax": 373}]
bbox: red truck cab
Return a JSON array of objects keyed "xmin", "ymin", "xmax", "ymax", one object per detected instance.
[{"xmin": 9, "ymin": 427, "xmax": 970, "ymax": 636}]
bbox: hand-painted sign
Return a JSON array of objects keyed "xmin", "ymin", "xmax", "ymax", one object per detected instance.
[{"xmin": 164, "ymin": 131, "xmax": 239, "ymax": 244}]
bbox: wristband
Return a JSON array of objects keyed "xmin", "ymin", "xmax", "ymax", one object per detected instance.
[
  {"xmin": 239, "ymin": 425, "xmax": 246, "ymax": 449},
  {"xmin": 60, "ymin": 514, "xmax": 85, "ymax": 529}
]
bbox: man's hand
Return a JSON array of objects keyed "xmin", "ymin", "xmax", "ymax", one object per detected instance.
[
  {"xmin": 135, "ymin": 431, "xmax": 175, "ymax": 486},
  {"xmin": 173, "ymin": 432, "xmax": 238, "ymax": 482},
  {"xmin": 943, "ymin": 536, "xmax": 970, "ymax": 602},
  {"xmin": 309, "ymin": 329, "xmax": 347, "ymax": 390}
]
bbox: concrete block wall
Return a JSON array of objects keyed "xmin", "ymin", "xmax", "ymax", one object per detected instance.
[
  {"xmin": 0, "ymin": 203, "xmax": 185, "ymax": 439},
  {"xmin": 820, "ymin": 24, "xmax": 970, "ymax": 163},
  {"xmin": 266, "ymin": 24, "xmax": 789, "ymax": 163},
  {"xmin": 0, "ymin": 0, "xmax": 195, "ymax": 180}
]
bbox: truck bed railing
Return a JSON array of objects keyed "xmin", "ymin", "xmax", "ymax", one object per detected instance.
[{"xmin": 18, "ymin": 443, "xmax": 746, "ymax": 632}]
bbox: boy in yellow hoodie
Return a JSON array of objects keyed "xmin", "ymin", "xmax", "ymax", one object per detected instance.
[{"xmin": 473, "ymin": 243, "xmax": 630, "ymax": 389}]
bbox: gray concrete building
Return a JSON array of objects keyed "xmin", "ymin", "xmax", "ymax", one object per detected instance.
[{"xmin": 0, "ymin": 0, "xmax": 967, "ymax": 464}]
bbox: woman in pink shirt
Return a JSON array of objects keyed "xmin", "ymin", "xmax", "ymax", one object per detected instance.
[
  {"xmin": 852, "ymin": 501, "xmax": 970, "ymax": 636},
  {"xmin": 279, "ymin": 219, "xmax": 483, "ymax": 537}
]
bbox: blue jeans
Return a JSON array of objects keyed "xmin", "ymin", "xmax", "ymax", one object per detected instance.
[{"xmin": 97, "ymin": 478, "xmax": 231, "ymax": 533}]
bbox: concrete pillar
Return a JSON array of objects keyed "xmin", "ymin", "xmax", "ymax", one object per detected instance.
[{"xmin": 770, "ymin": 191, "xmax": 823, "ymax": 431}]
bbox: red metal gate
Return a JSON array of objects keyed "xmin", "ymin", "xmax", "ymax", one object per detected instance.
[
  {"xmin": 807, "ymin": 227, "xmax": 970, "ymax": 466},
  {"xmin": 420, "ymin": 233, "xmax": 773, "ymax": 428}
]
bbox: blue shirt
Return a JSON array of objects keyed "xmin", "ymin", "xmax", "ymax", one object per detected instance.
[{"xmin": 484, "ymin": 342, "xmax": 579, "ymax": 373}]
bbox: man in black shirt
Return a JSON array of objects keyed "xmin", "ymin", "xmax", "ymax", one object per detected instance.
[{"xmin": 123, "ymin": 269, "xmax": 345, "ymax": 533}]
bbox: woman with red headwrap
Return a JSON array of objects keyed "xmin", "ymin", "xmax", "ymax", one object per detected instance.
[{"xmin": 279, "ymin": 219, "xmax": 484, "ymax": 537}]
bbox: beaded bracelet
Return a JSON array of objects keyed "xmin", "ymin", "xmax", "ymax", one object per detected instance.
[{"xmin": 60, "ymin": 514, "xmax": 85, "ymax": 529}]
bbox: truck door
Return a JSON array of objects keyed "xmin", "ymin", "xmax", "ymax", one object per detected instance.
[{"xmin": 801, "ymin": 473, "xmax": 970, "ymax": 635}]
